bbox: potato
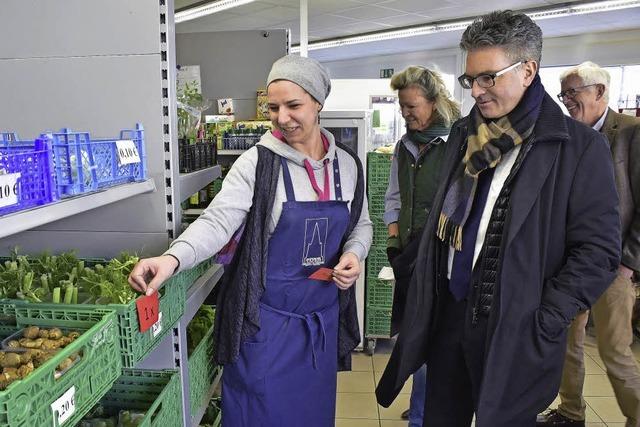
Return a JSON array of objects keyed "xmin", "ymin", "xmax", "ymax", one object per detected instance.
[
  {"xmin": 41, "ymin": 339, "xmax": 60, "ymax": 350},
  {"xmin": 38, "ymin": 329, "xmax": 50, "ymax": 339},
  {"xmin": 68, "ymin": 331, "xmax": 80, "ymax": 340},
  {"xmin": 0, "ymin": 353, "xmax": 21, "ymax": 368},
  {"xmin": 18, "ymin": 352, "xmax": 32, "ymax": 364},
  {"xmin": 19, "ymin": 338, "xmax": 44, "ymax": 349},
  {"xmin": 57, "ymin": 357, "xmax": 74, "ymax": 372},
  {"xmin": 2, "ymin": 367, "xmax": 17, "ymax": 375},
  {"xmin": 23, "ymin": 326, "xmax": 40, "ymax": 339},
  {"xmin": 7, "ymin": 340, "xmax": 20, "ymax": 349},
  {"xmin": 17, "ymin": 362, "xmax": 34, "ymax": 379},
  {"xmin": 2, "ymin": 370, "xmax": 20, "ymax": 381},
  {"xmin": 49, "ymin": 328, "xmax": 63, "ymax": 340}
]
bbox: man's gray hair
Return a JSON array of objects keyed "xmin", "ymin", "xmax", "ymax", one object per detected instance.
[
  {"xmin": 460, "ymin": 10, "xmax": 543, "ymax": 64},
  {"xmin": 560, "ymin": 61, "xmax": 611, "ymax": 102}
]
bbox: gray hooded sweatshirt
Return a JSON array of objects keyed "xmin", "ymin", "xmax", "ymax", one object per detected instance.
[{"xmin": 166, "ymin": 128, "xmax": 373, "ymax": 271}]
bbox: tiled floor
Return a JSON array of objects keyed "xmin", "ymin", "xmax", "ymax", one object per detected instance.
[{"xmin": 335, "ymin": 335, "xmax": 640, "ymax": 426}]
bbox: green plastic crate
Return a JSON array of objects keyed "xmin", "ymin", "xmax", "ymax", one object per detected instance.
[
  {"xmin": 365, "ymin": 304, "xmax": 392, "ymax": 338},
  {"xmin": 183, "ymin": 258, "xmax": 214, "ymax": 291},
  {"xmin": 0, "ymin": 305, "xmax": 121, "ymax": 427},
  {"xmin": 367, "ymin": 152, "xmax": 393, "ymax": 194},
  {"xmin": 365, "ymin": 248, "xmax": 389, "ymax": 279},
  {"xmin": 0, "ymin": 257, "xmax": 218, "ymax": 367},
  {"xmin": 213, "ymin": 398, "xmax": 222, "ymax": 427},
  {"xmin": 95, "ymin": 368, "xmax": 182, "ymax": 427},
  {"xmin": 188, "ymin": 321, "xmax": 218, "ymax": 415},
  {"xmin": 366, "ymin": 278, "xmax": 394, "ymax": 308}
]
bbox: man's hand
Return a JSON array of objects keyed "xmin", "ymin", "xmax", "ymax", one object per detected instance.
[
  {"xmin": 332, "ymin": 252, "xmax": 362, "ymax": 290},
  {"xmin": 128, "ymin": 255, "xmax": 179, "ymax": 296}
]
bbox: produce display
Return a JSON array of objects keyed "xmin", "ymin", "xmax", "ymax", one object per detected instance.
[
  {"xmin": 0, "ymin": 251, "xmax": 140, "ymax": 304},
  {"xmin": 0, "ymin": 326, "xmax": 83, "ymax": 390},
  {"xmin": 187, "ymin": 305, "xmax": 215, "ymax": 355},
  {"xmin": 79, "ymin": 405, "xmax": 145, "ymax": 427}
]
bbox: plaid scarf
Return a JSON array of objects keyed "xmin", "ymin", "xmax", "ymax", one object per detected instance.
[{"xmin": 437, "ymin": 74, "xmax": 544, "ymax": 250}]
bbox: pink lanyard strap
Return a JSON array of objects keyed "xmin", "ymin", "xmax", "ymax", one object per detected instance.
[
  {"xmin": 302, "ymin": 134, "xmax": 331, "ymax": 201},
  {"xmin": 273, "ymin": 130, "xmax": 333, "ymax": 201}
]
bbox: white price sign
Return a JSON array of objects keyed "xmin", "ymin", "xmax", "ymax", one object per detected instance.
[
  {"xmin": 115, "ymin": 140, "xmax": 141, "ymax": 166},
  {"xmin": 0, "ymin": 173, "xmax": 20, "ymax": 208},
  {"xmin": 51, "ymin": 386, "xmax": 76, "ymax": 426},
  {"xmin": 151, "ymin": 311, "xmax": 163, "ymax": 337}
]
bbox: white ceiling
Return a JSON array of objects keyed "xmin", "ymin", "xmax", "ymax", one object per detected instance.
[{"xmin": 175, "ymin": 0, "xmax": 640, "ymax": 62}]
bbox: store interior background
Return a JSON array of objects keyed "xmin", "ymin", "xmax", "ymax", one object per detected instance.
[
  {"xmin": 0, "ymin": 0, "xmax": 637, "ymax": 426},
  {"xmin": 171, "ymin": 1, "xmax": 640, "ymax": 425}
]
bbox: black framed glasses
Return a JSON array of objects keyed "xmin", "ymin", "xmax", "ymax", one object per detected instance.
[
  {"xmin": 457, "ymin": 61, "xmax": 524, "ymax": 89},
  {"xmin": 556, "ymin": 84, "xmax": 597, "ymax": 102}
]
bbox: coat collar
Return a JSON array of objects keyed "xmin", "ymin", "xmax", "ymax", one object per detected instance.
[
  {"xmin": 531, "ymin": 93, "xmax": 571, "ymax": 143},
  {"xmin": 505, "ymin": 93, "xmax": 567, "ymax": 248},
  {"xmin": 601, "ymin": 107, "xmax": 620, "ymax": 140}
]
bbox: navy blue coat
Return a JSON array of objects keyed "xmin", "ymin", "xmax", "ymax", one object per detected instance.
[{"xmin": 376, "ymin": 94, "xmax": 621, "ymax": 427}]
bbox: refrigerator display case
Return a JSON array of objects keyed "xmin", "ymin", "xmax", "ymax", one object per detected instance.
[{"xmin": 320, "ymin": 110, "xmax": 373, "ymax": 350}]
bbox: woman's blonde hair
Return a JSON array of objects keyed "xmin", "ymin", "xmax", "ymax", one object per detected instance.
[{"xmin": 390, "ymin": 66, "xmax": 461, "ymax": 127}]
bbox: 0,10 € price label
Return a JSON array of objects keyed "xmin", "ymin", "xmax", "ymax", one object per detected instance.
[
  {"xmin": 115, "ymin": 140, "xmax": 141, "ymax": 166},
  {"xmin": 51, "ymin": 386, "xmax": 76, "ymax": 426},
  {"xmin": 0, "ymin": 173, "xmax": 20, "ymax": 209}
]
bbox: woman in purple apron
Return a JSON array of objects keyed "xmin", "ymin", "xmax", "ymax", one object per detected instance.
[{"xmin": 128, "ymin": 55, "xmax": 373, "ymax": 426}]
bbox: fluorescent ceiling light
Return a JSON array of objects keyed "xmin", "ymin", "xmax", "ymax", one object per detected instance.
[
  {"xmin": 175, "ymin": 0, "xmax": 256, "ymax": 23},
  {"xmin": 291, "ymin": 0, "xmax": 640, "ymax": 53}
]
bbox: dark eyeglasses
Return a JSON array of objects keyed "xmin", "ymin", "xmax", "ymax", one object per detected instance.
[
  {"xmin": 457, "ymin": 61, "xmax": 524, "ymax": 89},
  {"xmin": 556, "ymin": 84, "xmax": 597, "ymax": 102}
]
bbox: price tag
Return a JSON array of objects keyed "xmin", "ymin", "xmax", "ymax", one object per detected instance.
[
  {"xmin": 152, "ymin": 312, "xmax": 163, "ymax": 338},
  {"xmin": 115, "ymin": 140, "xmax": 141, "ymax": 166},
  {"xmin": 51, "ymin": 386, "xmax": 76, "ymax": 426},
  {"xmin": 136, "ymin": 292, "xmax": 160, "ymax": 333},
  {"xmin": 0, "ymin": 173, "xmax": 20, "ymax": 208},
  {"xmin": 309, "ymin": 267, "xmax": 334, "ymax": 282}
]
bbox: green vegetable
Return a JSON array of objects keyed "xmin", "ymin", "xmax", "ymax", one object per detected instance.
[
  {"xmin": 187, "ymin": 305, "xmax": 216, "ymax": 355},
  {"xmin": 52, "ymin": 287, "xmax": 61, "ymax": 304}
]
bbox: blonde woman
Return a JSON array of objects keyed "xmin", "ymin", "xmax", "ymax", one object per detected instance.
[{"xmin": 383, "ymin": 66, "xmax": 460, "ymax": 426}]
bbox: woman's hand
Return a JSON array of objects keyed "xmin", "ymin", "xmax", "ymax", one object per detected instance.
[
  {"xmin": 332, "ymin": 252, "xmax": 361, "ymax": 290},
  {"xmin": 128, "ymin": 255, "xmax": 179, "ymax": 296}
]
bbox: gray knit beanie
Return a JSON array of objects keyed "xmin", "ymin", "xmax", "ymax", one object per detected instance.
[{"xmin": 267, "ymin": 55, "xmax": 331, "ymax": 105}]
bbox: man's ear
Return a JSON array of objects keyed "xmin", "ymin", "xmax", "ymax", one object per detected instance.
[
  {"xmin": 595, "ymin": 83, "xmax": 606, "ymax": 101},
  {"xmin": 523, "ymin": 60, "xmax": 539, "ymax": 87}
]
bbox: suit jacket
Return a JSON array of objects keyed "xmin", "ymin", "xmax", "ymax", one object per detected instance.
[{"xmin": 603, "ymin": 108, "xmax": 640, "ymax": 271}]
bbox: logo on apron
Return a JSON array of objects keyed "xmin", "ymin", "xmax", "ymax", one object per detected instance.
[{"xmin": 302, "ymin": 218, "xmax": 329, "ymax": 266}]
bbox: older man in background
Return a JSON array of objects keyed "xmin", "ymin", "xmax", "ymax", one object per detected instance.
[{"xmin": 538, "ymin": 61, "xmax": 640, "ymax": 427}]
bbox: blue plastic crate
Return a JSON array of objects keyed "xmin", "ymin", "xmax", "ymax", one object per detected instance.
[
  {"xmin": 0, "ymin": 134, "xmax": 58, "ymax": 215},
  {"xmin": 47, "ymin": 124, "xmax": 147, "ymax": 197}
]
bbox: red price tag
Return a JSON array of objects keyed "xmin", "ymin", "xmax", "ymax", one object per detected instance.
[
  {"xmin": 308, "ymin": 267, "xmax": 334, "ymax": 282},
  {"xmin": 136, "ymin": 292, "xmax": 160, "ymax": 333}
]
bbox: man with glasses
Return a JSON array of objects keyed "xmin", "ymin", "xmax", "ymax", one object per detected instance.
[
  {"xmin": 376, "ymin": 10, "xmax": 620, "ymax": 426},
  {"xmin": 538, "ymin": 61, "xmax": 640, "ymax": 427}
]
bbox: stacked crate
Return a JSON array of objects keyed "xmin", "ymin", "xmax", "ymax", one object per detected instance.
[{"xmin": 365, "ymin": 152, "xmax": 394, "ymax": 338}]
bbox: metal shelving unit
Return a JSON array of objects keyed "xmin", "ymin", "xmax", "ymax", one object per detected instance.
[
  {"xmin": 0, "ymin": 179, "xmax": 156, "ymax": 239},
  {"xmin": 0, "ymin": 0, "xmax": 225, "ymax": 425},
  {"xmin": 179, "ymin": 165, "xmax": 221, "ymax": 202},
  {"xmin": 180, "ymin": 264, "xmax": 224, "ymax": 426},
  {"xmin": 217, "ymin": 149, "xmax": 247, "ymax": 156}
]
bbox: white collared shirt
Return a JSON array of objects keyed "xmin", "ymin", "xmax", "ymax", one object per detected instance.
[
  {"xmin": 592, "ymin": 109, "xmax": 608, "ymax": 132},
  {"xmin": 447, "ymin": 145, "xmax": 522, "ymax": 278}
]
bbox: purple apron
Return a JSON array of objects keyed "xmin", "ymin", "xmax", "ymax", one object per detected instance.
[{"xmin": 222, "ymin": 154, "xmax": 350, "ymax": 426}]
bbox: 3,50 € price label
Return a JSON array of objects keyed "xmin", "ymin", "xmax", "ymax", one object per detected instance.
[
  {"xmin": 0, "ymin": 173, "xmax": 20, "ymax": 209},
  {"xmin": 115, "ymin": 140, "xmax": 141, "ymax": 166},
  {"xmin": 51, "ymin": 386, "xmax": 76, "ymax": 426}
]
